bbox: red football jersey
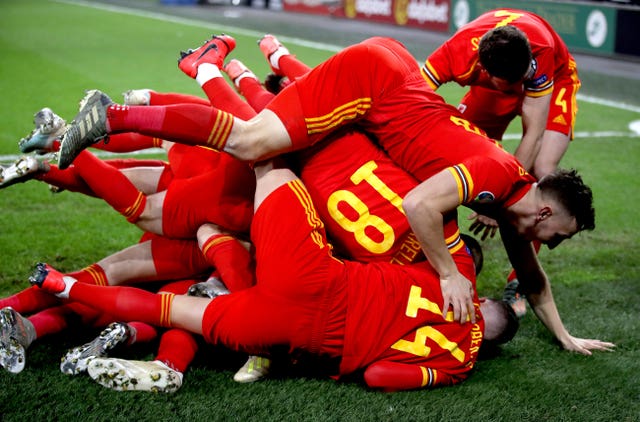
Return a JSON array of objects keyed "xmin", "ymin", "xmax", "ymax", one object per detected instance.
[
  {"xmin": 422, "ymin": 8, "xmax": 574, "ymax": 98},
  {"xmin": 297, "ymin": 131, "xmax": 465, "ymax": 264},
  {"xmin": 267, "ymin": 36, "xmax": 536, "ymax": 213},
  {"xmin": 202, "ymin": 180, "xmax": 484, "ymax": 389},
  {"xmin": 340, "ymin": 254, "xmax": 484, "ymax": 386}
]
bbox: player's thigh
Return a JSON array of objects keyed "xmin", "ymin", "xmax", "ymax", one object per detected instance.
[
  {"xmin": 97, "ymin": 240, "xmax": 156, "ymax": 284},
  {"xmin": 136, "ymin": 190, "xmax": 165, "ymax": 235},
  {"xmin": 121, "ymin": 166, "xmax": 166, "ymax": 195}
]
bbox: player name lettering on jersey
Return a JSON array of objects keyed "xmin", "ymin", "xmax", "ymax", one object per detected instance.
[{"xmin": 390, "ymin": 232, "xmax": 423, "ymax": 265}]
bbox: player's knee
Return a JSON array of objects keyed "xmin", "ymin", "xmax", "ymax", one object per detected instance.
[{"xmin": 226, "ymin": 120, "xmax": 287, "ymax": 162}]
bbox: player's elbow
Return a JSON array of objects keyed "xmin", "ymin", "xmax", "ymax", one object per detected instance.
[{"xmin": 402, "ymin": 190, "xmax": 423, "ymax": 219}]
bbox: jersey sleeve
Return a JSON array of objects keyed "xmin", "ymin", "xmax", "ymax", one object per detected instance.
[
  {"xmin": 364, "ymin": 360, "xmax": 461, "ymax": 391},
  {"xmin": 524, "ymin": 44, "xmax": 556, "ymax": 98},
  {"xmin": 422, "ymin": 37, "xmax": 479, "ymax": 90},
  {"xmin": 422, "ymin": 43, "xmax": 454, "ymax": 90},
  {"xmin": 447, "ymin": 151, "xmax": 533, "ymax": 211}
]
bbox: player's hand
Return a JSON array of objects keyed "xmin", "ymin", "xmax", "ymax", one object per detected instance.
[
  {"xmin": 468, "ymin": 212, "xmax": 499, "ymax": 240},
  {"xmin": 440, "ymin": 273, "xmax": 475, "ymax": 324},
  {"xmin": 560, "ymin": 335, "xmax": 616, "ymax": 355}
]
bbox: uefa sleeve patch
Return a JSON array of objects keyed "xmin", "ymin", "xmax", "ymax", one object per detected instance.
[{"xmin": 473, "ymin": 191, "xmax": 495, "ymax": 203}]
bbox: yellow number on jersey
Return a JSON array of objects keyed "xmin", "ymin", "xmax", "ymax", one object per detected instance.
[
  {"xmin": 392, "ymin": 326, "xmax": 465, "ymax": 362},
  {"xmin": 555, "ymin": 87, "xmax": 568, "ymax": 113},
  {"xmin": 450, "ymin": 116, "xmax": 485, "ymax": 136},
  {"xmin": 494, "ymin": 10, "xmax": 524, "ymax": 27},
  {"xmin": 326, "ymin": 161, "xmax": 403, "ymax": 254},
  {"xmin": 391, "ymin": 285, "xmax": 463, "ymax": 361}
]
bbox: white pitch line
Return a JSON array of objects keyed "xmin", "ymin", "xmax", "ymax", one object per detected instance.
[
  {"xmin": 502, "ymin": 130, "xmax": 640, "ymax": 141},
  {"xmin": 577, "ymin": 94, "xmax": 640, "ymax": 114}
]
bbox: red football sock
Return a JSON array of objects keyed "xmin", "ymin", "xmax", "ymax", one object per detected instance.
[
  {"xmin": 73, "ymin": 150, "xmax": 146, "ymax": 223},
  {"xmin": 66, "ymin": 301, "xmax": 105, "ymax": 326},
  {"xmin": 37, "ymin": 158, "xmax": 166, "ymax": 197},
  {"xmin": 0, "ymin": 286, "xmax": 61, "ymax": 314},
  {"xmin": 201, "ymin": 234, "xmax": 255, "ymax": 292},
  {"xmin": 237, "ymin": 77, "xmax": 275, "ymax": 113},
  {"xmin": 29, "ymin": 306, "xmax": 73, "ymax": 339},
  {"xmin": 128, "ymin": 321, "xmax": 158, "ymax": 344},
  {"xmin": 107, "ymin": 103, "xmax": 234, "ymax": 151},
  {"xmin": 155, "ymin": 328, "xmax": 198, "ymax": 373},
  {"xmin": 279, "ymin": 54, "xmax": 311, "ymax": 79},
  {"xmin": 68, "ymin": 283, "xmax": 175, "ymax": 328},
  {"xmin": 67, "ymin": 263, "xmax": 110, "ymax": 286},
  {"xmin": 93, "ymin": 132, "xmax": 161, "ymax": 153},
  {"xmin": 201, "ymin": 78, "xmax": 256, "ymax": 120},
  {"xmin": 37, "ymin": 165, "xmax": 95, "ymax": 197},
  {"xmin": 149, "ymin": 91, "xmax": 210, "ymax": 106}
]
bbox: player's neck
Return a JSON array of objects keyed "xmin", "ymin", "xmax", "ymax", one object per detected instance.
[{"xmin": 505, "ymin": 186, "xmax": 540, "ymax": 229}]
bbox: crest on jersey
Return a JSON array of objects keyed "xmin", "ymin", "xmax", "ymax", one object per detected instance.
[{"xmin": 474, "ymin": 191, "xmax": 495, "ymax": 203}]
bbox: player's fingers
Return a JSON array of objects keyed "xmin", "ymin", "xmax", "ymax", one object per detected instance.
[
  {"xmin": 481, "ymin": 227, "xmax": 490, "ymax": 241},
  {"xmin": 442, "ymin": 297, "xmax": 451, "ymax": 320},
  {"xmin": 468, "ymin": 300, "xmax": 476, "ymax": 324},
  {"xmin": 458, "ymin": 300, "xmax": 467, "ymax": 324},
  {"xmin": 591, "ymin": 341, "xmax": 616, "ymax": 351},
  {"xmin": 453, "ymin": 301, "xmax": 461, "ymax": 323},
  {"xmin": 577, "ymin": 348, "xmax": 593, "ymax": 356}
]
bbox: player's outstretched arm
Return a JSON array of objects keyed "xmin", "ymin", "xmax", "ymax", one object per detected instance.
[
  {"xmin": 528, "ymin": 284, "xmax": 616, "ymax": 354},
  {"xmin": 499, "ymin": 222, "xmax": 615, "ymax": 354}
]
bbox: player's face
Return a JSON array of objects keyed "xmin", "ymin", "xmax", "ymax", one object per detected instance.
[
  {"xmin": 531, "ymin": 212, "xmax": 578, "ymax": 249},
  {"xmin": 487, "ymin": 75, "xmax": 522, "ymax": 94}
]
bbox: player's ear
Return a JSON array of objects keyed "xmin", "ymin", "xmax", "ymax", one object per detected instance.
[{"xmin": 538, "ymin": 206, "xmax": 552, "ymax": 221}]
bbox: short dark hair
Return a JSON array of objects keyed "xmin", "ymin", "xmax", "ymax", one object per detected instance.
[
  {"xmin": 478, "ymin": 26, "xmax": 532, "ymax": 84},
  {"xmin": 538, "ymin": 168, "xmax": 596, "ymax": 232}
]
